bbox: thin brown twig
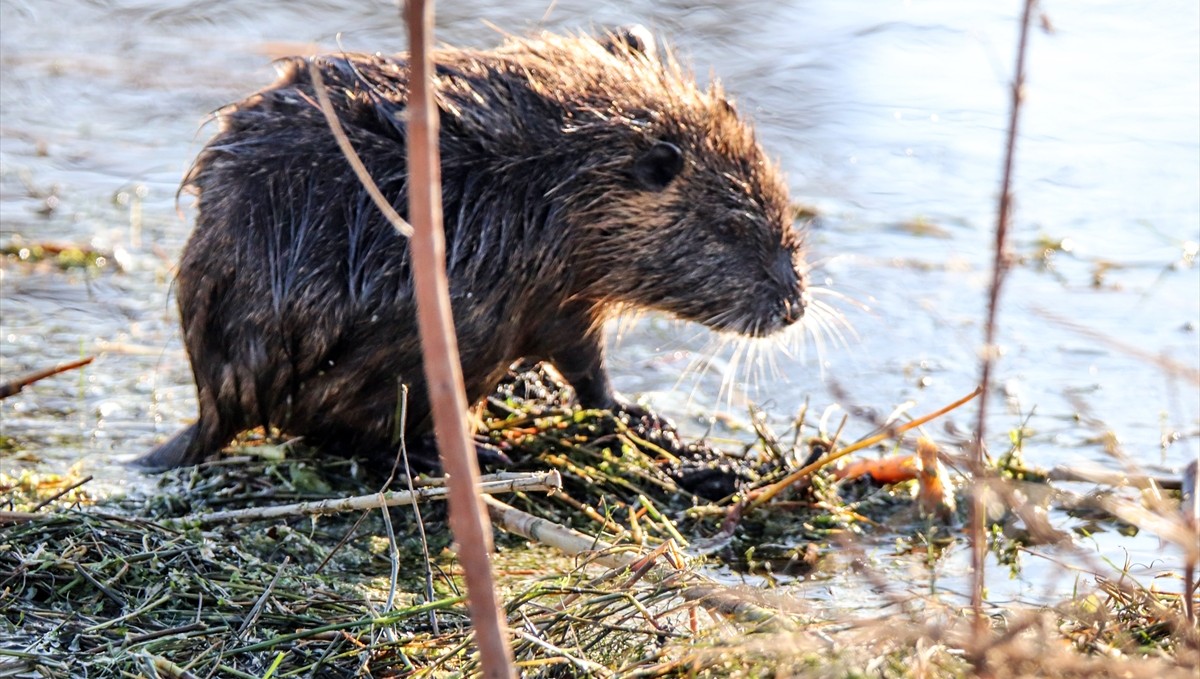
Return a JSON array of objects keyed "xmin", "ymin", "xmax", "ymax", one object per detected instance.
[
  {"xmin": 307, "ymin": 64, "xmax": 413, "ymax": 239},
  {"xmin": 1032, "ymin": 308, "xmax": 1200, "ymax": 385},
  {"xmin": 403, "ymin": 1, "xmax": 516, "ymax": 676},
  {"xmin": 393, "ymin": 385, "xmax": 442, "ymax": 634},
  {"xmin": 1183, "ymin": 460, "xmax": 1198, "ymax": 625},
  {"xmin": 972, "ymin": 0, "xmax": 1038, "ymax": 658},
  {"xmin": 309, "ymin": 13, "xmax": 514, "ymax": 662},
  {"xmin": 1014, "ymin": 464, "xmax": 1185, "ymax": 490},
  {"xmin": 31, "ymin": 474, "xmax": 93, "ymax": 511},
  {"xmin": 746, "ymin": 386, "xmax": 981, "ymax": 510},
  {"xmin": 0, "ymin": 356, "xmax": 94, "ymax": 400}
]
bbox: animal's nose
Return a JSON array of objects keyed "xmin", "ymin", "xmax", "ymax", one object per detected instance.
[{"xmin": 781, "ymin": 292, "xmax": 806, "ymax": 325}]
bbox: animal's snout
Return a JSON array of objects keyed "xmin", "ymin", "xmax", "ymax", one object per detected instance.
[{"xmin": 781, "ymin": 292, "xmax": 806, "ymax": 325}]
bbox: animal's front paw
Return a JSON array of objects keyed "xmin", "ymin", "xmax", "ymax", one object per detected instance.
[
  {"xmin": 403, "ymin": 434, "xmax": 515, "ymax": 474},
  {"xmin": 474, "ymin": 439, "xmax": 515, "ymax": 469},
  {"xmin": 611, "ymin": 394, "xmax": 677, "ymax": 432},
  {"xmin": 608, "ymin": 394, "xmax": 698, "ymax": 461}
]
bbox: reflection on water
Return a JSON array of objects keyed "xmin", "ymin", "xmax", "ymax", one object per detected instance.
[{"xmin": 1, "ymin": 0, "xmax": 1197, "ymax": 601}]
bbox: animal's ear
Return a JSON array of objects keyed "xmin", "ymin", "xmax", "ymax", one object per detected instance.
[{"xmin": 632, "ymin": 141, "xmax": 684, "ymax": 192}]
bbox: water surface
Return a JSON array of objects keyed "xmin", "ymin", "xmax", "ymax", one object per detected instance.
[{"xmin": 2, "ymin": 0, "xmax": 1197, "ymax": 605}]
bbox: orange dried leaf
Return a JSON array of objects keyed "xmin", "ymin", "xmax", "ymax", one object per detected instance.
[{"xmin": 835, "ymin": 455, "xmax": 918, "ymax": 484}]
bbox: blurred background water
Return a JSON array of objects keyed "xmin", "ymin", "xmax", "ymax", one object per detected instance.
[{"xmin": 2, "ymin": 0, "xmax": 1197, "ymax": 605}]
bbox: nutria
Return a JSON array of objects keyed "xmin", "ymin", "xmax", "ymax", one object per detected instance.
[{"xmin": 139, "ymin": 28, "xmax": 808, "ymax": 470}]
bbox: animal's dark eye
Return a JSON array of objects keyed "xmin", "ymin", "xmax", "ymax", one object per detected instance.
[{"xmin": 632, "ymin": 141, "xmax": 684, "ymax": 192}]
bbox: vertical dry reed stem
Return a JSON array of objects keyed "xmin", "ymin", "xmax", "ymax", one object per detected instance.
[
  {"xmin": 1184, "ymin": 460, "xmax": 1198, "ymax": 625},
  {"xmin": 403, "ymin": 1, "xmax": 516, "ymax": 676},
  {"xmin": 972, "ymin": 0, "xmax": 1038, "ymax": 654}
]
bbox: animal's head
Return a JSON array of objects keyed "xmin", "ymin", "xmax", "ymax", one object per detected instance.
[{"xmin": 524, "ymin": 31, "xmax": 807, "ymax": 337}]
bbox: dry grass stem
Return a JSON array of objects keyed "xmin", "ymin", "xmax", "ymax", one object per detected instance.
[{"xmin": 175, "ymin": 471, "xmax": 560, "ymax": 526}]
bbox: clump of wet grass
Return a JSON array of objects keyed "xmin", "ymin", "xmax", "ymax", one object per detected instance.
[
  {"xmin": 1058, "ymin": 577, "xmax": 1194, "ymax": 657},
  {"xmin": 2, "ymin": 510, "xmax": 419, "ymax": 677},
  {"xmin": 485, "ymin": 365, "xmax": 867, "ymax": 566},
  {"xmin": 2, "ymin": 365, "xmax": 1196, "ymax": 677},
  {"xmin": 2, "ymin": 464, "xmax": 465, "ymax": 677}
]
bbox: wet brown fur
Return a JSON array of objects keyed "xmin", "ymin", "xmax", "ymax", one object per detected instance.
[{"xmin": 140, "ymin": 30, "xmax": 807, "ymax": 470}]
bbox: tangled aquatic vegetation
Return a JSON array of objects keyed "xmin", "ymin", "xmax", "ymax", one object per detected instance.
[{"xmin": 1, "ymin": 365, "xmax": 1196, "ymax": 677}]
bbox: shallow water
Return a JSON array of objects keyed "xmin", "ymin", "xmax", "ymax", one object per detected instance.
[{"xmin": 2, "ymin": 1, "xmax": 1197, "ymax": 606}]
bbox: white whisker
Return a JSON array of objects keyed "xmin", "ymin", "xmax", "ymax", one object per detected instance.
[
  {"xmin": 622, "ymin": 270, "xmax": 864, "ymax": 425},
  {"xmin": 744, "ymin": 336, "xmax": 762, "ymax": 397},
  {"xmin": 809, "ymin": 298, "xmax": 858, "ymax": 348},
  {"xmin": 805, "ymin": 307, "xmax": 840, "ymax": 355},
  {"xmin": 765, "ymin": 337, "xmax": 785, "ymax": 382},
  {"xmin": 721, "ymin": 336, "xmax": 749, "ymax": 408},
  {"xmin": 806, "ymin": 316, "xmax": 828, "ymax": 379}
]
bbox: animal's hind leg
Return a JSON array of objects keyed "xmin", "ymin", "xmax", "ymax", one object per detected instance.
[
  {"xmin": 133, "ymin": 392, "xmax": 241, "ymax": 470},
  {"xmin": 134, "ymin": 422, "xmax": 208, "ymax": 470}
]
